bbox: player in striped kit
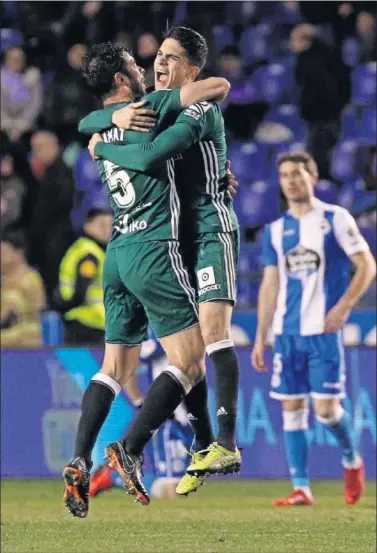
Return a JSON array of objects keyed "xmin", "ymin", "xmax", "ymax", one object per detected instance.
[{"xmin": 252, "ymin": 152, "xmax": 376, "ymax": 506}]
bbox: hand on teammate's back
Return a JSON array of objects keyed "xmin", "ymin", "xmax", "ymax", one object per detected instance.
[
  {"xmin": 226, "ymin": 160, "xmax": 238, "ymax": 200},
  {"xmin": 324, "ymin": 299, "xmax": 352, "ymax": 333},
  {"xmin": 251, "ymin": 340, "xmax": 268, "ymax": 372},
  {"xmin": 112, "ymin": 101, "xmax": 158, "ymax": 132},
  {"xmin": 88, "ymin": 133, "xmax": 103, "ymax": 160}
]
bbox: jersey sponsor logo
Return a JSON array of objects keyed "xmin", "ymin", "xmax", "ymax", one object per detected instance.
[
  {"xmin": 197, "ymin": 266, "xmax": 221, "ymax": 296},
  {"xmin": 285, "ymin": 244, "xmax": 320, "ymax": 279},
  {"xmin": 114, "ymin": 213, "xmax": 148, "ymax": 234}
]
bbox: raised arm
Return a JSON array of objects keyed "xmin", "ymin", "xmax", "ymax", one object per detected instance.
[
  {"xmin": 93, "ymin": 120, "xmax": 197, "ymax": 172},
  {"xmin": 179, "ymin": 77, "xmax": 231, "ymax": 107}
]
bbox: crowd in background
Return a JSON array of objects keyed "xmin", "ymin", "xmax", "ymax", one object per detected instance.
[{"xmin": 1, "ymin": 1, "xmax": 376, "ymax": 322}]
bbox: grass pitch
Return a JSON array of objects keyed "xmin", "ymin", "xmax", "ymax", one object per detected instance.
[{"xmin": 1, "ymin": 479, "xmax": 376, "ymax": 553}]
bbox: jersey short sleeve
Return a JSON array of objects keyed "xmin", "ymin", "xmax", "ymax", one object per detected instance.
[
  {"xmin": 333, "ymin": 208, "xmax": 369, "ymax": 257},
  {"xmin": 175, "ymin": 101, "xmax": 215, "ymax": 141},
  {"xmin": 263, "ymin": 224, "xmax": 278, "ymax": 266}
]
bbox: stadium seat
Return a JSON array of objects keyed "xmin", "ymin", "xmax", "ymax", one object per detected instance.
[
  {"xmin": 341, "ymin": 106, "xmax": 358, "ymax": 139},
  {"xmin": 264, "ymin": 105, "xmax": 306, "ymax": 140},
  {"xmin": 262, "ymin": 1, "xmax": 301, "ymax": 24},
  {"xmin": 41, "ymin": 311, "xmax": 64, "ymax": 346},
  {"xmin": 330, "ymin": 140, "xmax": 360, "ymax": 182},
  {"xmin": 212, "ymin": 25, "xmax": 234, "ymax": 53},
  {"xmin": 315, "ymin": 180, "xmax": 339, "ymax": 204},
  {"xmin": 227, "ymin": 142, "xmax": 270, "ymax": 184},
  {"xmin": 351, "ymin": 62, "xmax": 377, "ymax": 105},
  {"xmin": 251, "ymin": 64, "xmax": 294, "ymax": 105},
  {"xmin": 0, "ymin": 28, "xmax": 23, "ymax": 53},
  {"xmin": 240, "ymin": 25, "xmax": 278, "ymax": 64},
  {"xmin": 357, "ymin": 106, "xmax": 376, "ymax": 145},
  {"xmin": 234, "ymin": 180, "xmax": 280, "ymax": 228},
  {"xmin": 342, "ymin": 37, "xmax": 361, "ymax": 68},
  {"xmin": 337, "ymin": 179, "xmax": 366, "ymax": 211}
]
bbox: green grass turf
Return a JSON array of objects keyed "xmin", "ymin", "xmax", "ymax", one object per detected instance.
[{"xmin": 1, "ymin": 479, "xmax": 376, "ymax": 553}]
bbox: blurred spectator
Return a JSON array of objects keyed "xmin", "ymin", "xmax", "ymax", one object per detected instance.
[
  {"xmin": 218, "ymin": 46, "xmax": 267, "ymax": 140},
  {"xmin": 57, "ymin": 1, "xmax": 115, "ymax": 48},
  {"xmin": 71, "ymin": 148, "xmax": 109, "ymax": 235},
  {"xmin": 290, "ymin": 24, "xmax": 351, "ymax": 179},
  {"xmin": 1, "ymin": 228, "xmax": 46, "ymax": 348},
  {"xmin": 136, "ymin": 33, "xmax": 159, "ymax": 88},
  {"xmin": 356, "ymin": 10, "xmax": 377, "ymax": 62},
  {"xmin": 29, "ymin": 131, "xmax": 74, "ymax": 305},
  {"xmin": 1, "ymin": 46, "xmax": 43, "ymax": 145},
  {"xmin": 43, "ymin": 44, "xmax": 98, "ymax": 146},
  {"xmin": 0, "ymin": 154, "xmax": 26, "ymax": 235},
  {"xmin": 54, "ymin": 208, "xmax": 112, "ymax": 345}
]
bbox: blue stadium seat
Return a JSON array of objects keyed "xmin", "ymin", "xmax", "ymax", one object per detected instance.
[
  {"xmin": 212, "ymin": 25, "xmax": 234, "ymax": 53},
  {"xmin": 240, "ymin": 25, "xmax": 278, "ymax": 64},
  {"xmin": 342, "ymin": 37, "xmax": 361, "ymax": 68},
  {"xmin": 352, "ymin": 62, "xmax": 377, "ymax": 106},
  {"xmin": 234, "ymin": 180, "xmax": 280, "ymax": 228},
  {"xmin": 251, "ymin": 64, "xmax": 294, "ymax": 105},
  {"xmin": 330, "ymin": 140, "xmax": 360, "ymax": 182},
  {"xmin": 228, "ymin": 142, "xmax": 270, "ymax": 184},
  {"xmin": 0, "ymin": 28, "xmax": 23, "ymax": 52},
  {"xmin": 341, "ymin": 106, "xmax": 358, "ymax": 139},
  {"xmin": 337, "ymin": 178, "xmax": 366, "ymax": 211},
  {"xmin": 315, "ymin": 180, "xmax": 338, "ymax": 204},
  {"xmin": 41, "ymin": 311, "xmax": 64, "ymax": 346},
  {"xmin": 357, "ymin": 106, "xmax": 376, "ymax": 145},
  {"xmin": 262, "ymin": 1, "xmax": 301, "ymax": 24},
  {"xmin": 264, "ymin": 105, "xmax": 306, "ymax": 140}
]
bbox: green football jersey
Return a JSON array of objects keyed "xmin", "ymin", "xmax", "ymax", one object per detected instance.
[
  {"xmin": 84, "ymin": 100, "xmax": 239, "ymax": 237},
  {"xmin": 173, "ymin": 101, "xmax": 239, "ymax": 236},
  {"xmin": 78, "ymin": 89, "xmax": 182, "ymax": 247}
]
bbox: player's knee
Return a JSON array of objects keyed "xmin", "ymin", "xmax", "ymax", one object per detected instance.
[
  {"xmin": 282, "ymin": 407, "xmax": 309, "ymax": 431},
  {"xmin": 314, "ymin": 399, "xmax": 340, "ymax": 421},
  {"xmin": 201, "ymin": 322, "xmax": 231, "ymax": 346}
]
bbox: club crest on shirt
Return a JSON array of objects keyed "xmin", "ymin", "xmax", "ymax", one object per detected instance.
[
  {"xmin": 285, "ymin": 244, "xmax": 320, "ymax": 279},
  {"xmin": 320, "ymin": 219, "xmax": 332, "ymax": 235}
]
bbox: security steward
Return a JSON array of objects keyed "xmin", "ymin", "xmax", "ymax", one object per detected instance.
[{"xmin": 55, "ymin": 208, "xmax": 112, "ymax": 345}]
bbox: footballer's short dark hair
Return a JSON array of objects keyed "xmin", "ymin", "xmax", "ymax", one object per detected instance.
[
  {"xmin": 85, "ymin": 208, "xmax": 112, "ymax": 223},
  {"xmin": 163, "ymin": 26, "xmax": 208, "ymax": 69},
  {"xmin": 277, "ymin": 152, "xmax": 318, "ymax": 176},
  {"xmin": 82, "ymin": 42, "xmax": 132, "ymax": 100}
]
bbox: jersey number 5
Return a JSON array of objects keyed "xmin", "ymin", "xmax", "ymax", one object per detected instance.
[{"xmin": 103, "ymin": 160, "xmax": 136, "ymax": 209}]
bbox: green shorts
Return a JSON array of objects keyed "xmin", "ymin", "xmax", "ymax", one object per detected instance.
[
  {"xmin": 184, "ymin": 230, "xmax": 239, "ymax": 304},
  {"xmin": 104, "ymin": 241, "xmax": 198, "ymax": 345}
]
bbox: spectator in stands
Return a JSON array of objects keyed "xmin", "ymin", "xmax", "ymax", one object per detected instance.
[
  {"xmin": 356, "ymin": 10, "xmax": 377, "ymax": 62},
  {"xmin": 0, "ymin": 154, "xmax": 25, "ymax": 235},
  {"xmin": 1, "ymin": 228, "xmax": 46, "ymax": 348},
  {"xmin": 136, "ymin": 33, "xmax": 159, "ymax": 88},
  {"xmin": 290, "ymin": 23, "xmax": 351, "ymax": 180},
  {"xmin": 54, "ymin": 208, "xmax": 112, "ymax": 346},
  {"xmin": 218, "ymin": 45, "xmax": 267, "ymax": 141},
  {"xmin": 1, "ymin": 46, "xmax": 43, "ymax": 145},
  {"xmin": 29, "ymin": 131, "xmax": 74, "ymax": 305},
  {"xmin": 43, "ymin": 43, "xmax": 98, "ymax": 146}
]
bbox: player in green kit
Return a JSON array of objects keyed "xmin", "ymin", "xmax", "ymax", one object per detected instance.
[
  {"xmin": 63, "ymin": 41, "xmax": 233, "ymax": 516},
  {"xmin": 82, "ymin": 28, "xmax": 242, "ymax": 496}
]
